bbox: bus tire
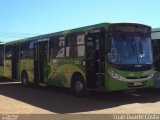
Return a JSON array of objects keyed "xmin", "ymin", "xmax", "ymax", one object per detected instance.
[
  {"xmin": 21, "ymin": 72, "xmax": 29, "ymax": 87},
  {"xmin": 71, "ymin": 74, "xmax": 88, "ymax": 97}
]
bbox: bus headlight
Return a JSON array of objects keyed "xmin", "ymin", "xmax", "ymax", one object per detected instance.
[{"xmin": 108, "ymin": 69, "xmax": 127, "ymax": 81}]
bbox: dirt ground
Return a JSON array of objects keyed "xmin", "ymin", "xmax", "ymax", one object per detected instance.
[{"xmin": 0, "ymin": 80, "xmax": 160, "ymax": 115}]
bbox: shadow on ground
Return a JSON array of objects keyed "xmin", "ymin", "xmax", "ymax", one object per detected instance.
[{"xmin": 0, "ymin": 79, "xmax": 160, "ymax": 113}]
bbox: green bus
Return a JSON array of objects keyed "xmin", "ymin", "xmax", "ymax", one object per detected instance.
[
  {"xmin": 151, "ymin": 28, "xmax": 160, "ymax": 88},
  {"xmin": 0, "ymin": 23, "xmax": 154, "ymax": 96}
]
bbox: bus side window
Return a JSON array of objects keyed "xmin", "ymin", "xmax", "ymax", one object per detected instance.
[
  {"xmin": 66, "ymin": 33, "xmax": 85, "ymax": 58},
  {"xmin": 5, "ymin": 45, "xmax": 12, "ymax": 60},
  {"xmin": 20, "ymin": 42, "xmax": 28, "ymax": 59},
  {"xmin": 77, "ymin": 34, "xmax": 85, "ymax": 57},
  {"xmin": 66, "ymin": 34, "xmax": 77, "ymax": 58},
  {"xmin": 28, "ymin": 42, "xmax": 34, "ymax": 59},
  {"xmin": 50, "ymin": 36, "xmax": 65, "ymax": 58}
]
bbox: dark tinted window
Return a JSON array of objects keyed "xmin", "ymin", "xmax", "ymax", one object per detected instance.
[
  {"xmin": 28, "ymin": 42, "xmax": 34, "ymax": 58},
  {"xmin": 5, "ymin": 45, "xmax": 12, "ymax": 60},
  {"xmin": 66, "ymin": 34, "xmax": 85, "ymax": 58},
  {"xmin": 20, "ymin": 42, "xmax": 28, "ymax": 59},
  {"xmin": 50, "ymin": 36, "xmax": 65, "ymax": 58},
  {"xmin": 0, "ymin": 44, "xmax": 4, "ymax": 66}
]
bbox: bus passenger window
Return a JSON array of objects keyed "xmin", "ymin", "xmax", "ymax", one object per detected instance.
[
  {"xmin": 28, "ymin": 42, "xmax": 34, "ymax": 58},
  {"xmin": 66, "ymin": 34, "xmax": 77, "ymax": 58},
  {"xmin": 50, "ymin": 36, "xmax": 65, "ymax": 58},
  {"xmin": 96, "ymin": 39, "xmax": 100, "ymax": 50},
  {"xmin": 77, "ymin": 34, "xmax": 85, "ymax": 57},
  {"xmin": 5, "ymin": 45, "xmax": 12, "ymax": 60},
  {"xmin": 77, "ymin": 45, "xmax": 85, "ymax": 57},
  {"xmin": 20, "ymin": 42, "xmax": 28, "ymax": 59},
  {"xmin": 66, "ymin": 33, "xmax": 85, "ymax": 58},
  {"xmin": 59, "ymin": 37, "xmax": 65, "ymax": 47},
  {"xmin": 77, "ymin": 34, "xmax": 85, "ymax": 45},
  {"xmin": 56, "ymin": 37, "xmax": 65, "ymax": 58}
]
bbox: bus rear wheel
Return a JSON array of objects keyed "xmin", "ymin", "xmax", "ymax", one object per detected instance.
[
  {"xmin": 71, "ymin": 75, "xmax": 88, "ymax": 97},
  {"xmin": 21, "ymin": 72, "xmax": 29, "ymax": 87}
]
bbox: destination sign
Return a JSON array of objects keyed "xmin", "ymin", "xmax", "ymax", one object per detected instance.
[{"xmin": 110, "ymin": 24, "xmax": 150, "ymax": 33}]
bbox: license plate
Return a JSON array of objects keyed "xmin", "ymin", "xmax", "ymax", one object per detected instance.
[{"xmin": 134, "ymin": 81, "xmax": 142, "ymax": 86}]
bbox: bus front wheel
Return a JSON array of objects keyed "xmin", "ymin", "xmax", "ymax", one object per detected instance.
[
  {"xmin": 71, "ymin": 75, "xmax": 88, "ymax": 97},
  {"xmin": 21, "ymin": 72, "xmax": 29, "ymax": 87}
]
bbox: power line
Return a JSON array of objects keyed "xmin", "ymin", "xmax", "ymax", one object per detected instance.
[
  {"xmin": 0, "ymin": 35, "xmax": 31, "ymax": 38},
  {"xmin": 0, "ymin": 32, "xmax": 41, "ymax": 37},
  {"xmin": 0, "ymin": 34, "xmax": 36, "ymax": 37}
]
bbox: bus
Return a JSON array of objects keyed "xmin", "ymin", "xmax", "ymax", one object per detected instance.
[
  {"xmin": 1, "ymin": 23, "xmax": 154, "ymax": 96},
  {"xmin": 151, "ymin": 28, "xmax": 160, "ymax": 88}
]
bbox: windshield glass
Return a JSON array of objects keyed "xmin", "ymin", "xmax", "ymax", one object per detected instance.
[{"xmin": 108, "ymin": 33, "xmax": 153, "ymax": 64}]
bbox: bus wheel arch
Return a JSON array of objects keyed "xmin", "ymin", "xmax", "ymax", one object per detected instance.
[
  {"xmin": 21, "ymin": 70, "xmax": 29, "ymax": 86},
  {"xmin": 71, "ymin": 72, "xmax": 89, "ymax": 97}
]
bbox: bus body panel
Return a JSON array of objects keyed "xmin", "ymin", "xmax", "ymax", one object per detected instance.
[{"xmin": 47, "ymin": 59, "xmax": 85, "ymax": 87}]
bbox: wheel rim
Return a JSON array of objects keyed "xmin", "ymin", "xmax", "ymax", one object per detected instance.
[{"xmin": 75, "ymin": 81, "xmax": 83, "ymax": 93}]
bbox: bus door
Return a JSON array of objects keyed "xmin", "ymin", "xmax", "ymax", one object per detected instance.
[
  {"xmin": 12, "ymin": 43, "xmax": 19, "ymax": 80},
  {"xmin": 34, "ymin": 41, "xmax": 48, "ymax": 85},
  {"xmin": 85, "ymin": 29, "xmax": 105, "ymax": 89}
]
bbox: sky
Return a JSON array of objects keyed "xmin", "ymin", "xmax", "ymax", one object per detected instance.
[{"xmin": 0, "ymin": 0, "xmax": 160, "ymax": 42}]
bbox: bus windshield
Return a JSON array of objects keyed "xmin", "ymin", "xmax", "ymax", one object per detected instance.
[{"xmin": 108, "ymin": 33, "xmax": 153, "ymax": 64}]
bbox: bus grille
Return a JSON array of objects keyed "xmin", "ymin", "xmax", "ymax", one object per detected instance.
[{"xmin": 126, "ymin": 76, "xmax": 149, "ymax": 79}]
